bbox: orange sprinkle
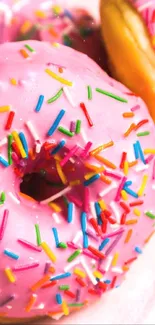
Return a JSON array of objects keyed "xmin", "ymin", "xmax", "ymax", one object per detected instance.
[
  {"xmin": 128, "ymin": 160, "xmax": 138, "ymax": 167},
  {"xmin": 124, "ymin": 229, "xmax": 133, "ymax": 243},
  {"xmin": 124, "ymin": 123, "xmax": 135, "ymax": 137},
  {"xmin": 20, "ymin": 20, "xmax": 32, "ymax": 34},
  {"xmin": 31, "ymin": 274, "xmax": 51, "ymax": 292},
  {"xmin": 29, "ymin": 149, "xmax": 36, "ymax": 160},
  {"xmin": 95, "ymin": 154, "xmax": 117, "ymax": 169},
  {"xmin": 49, "ymin": 27, "xmax": 59, "ymax": 38},
  {"xmin": 20, "ymin": 49, "xmax": 29, "ymax": 59},
  {"xmin": 84, "ymin": 162, "xmax": 105, "ymax": 173},
  {"xmin": 76, "ymin": 277, "xmax": 86, "ymax": 287},
  {"xmin": 59, "ymin": 67, "xmax": 63, "ymax": 73},
  {"xmin": 100, "ymin": 174, "xmax": 112, "ymax": 185},
  {"xmin": 0, "ymin": 313, "xmax": 7, "ymax": 317},
  {"xmin": 125, "ymin": 219, "xmax": 137, "ymax": 225},
  {"xmin": 25, "ymin": 294, "xmax": 37, "ymax": 312},
  {"xmin": 122, "ymin": 265, "xmax": 130, "ymax": 272},
  {"xmin": 48, "ymin": 266, "xmax": 55, "ymax": 274},
  {"xmin": 18, "ymin": 192, "xmax": 36, "ymax": 203},
  {"xmin": 145, "ymin": 230, "xmax": 155, "ymax": 244},
  {"xmin": 90, "ymin": 141, "xmax": 114, "ymax": 156},
  {"xmin": 123, "ymin": 112, "xmax": 134, "ymax": 118}
]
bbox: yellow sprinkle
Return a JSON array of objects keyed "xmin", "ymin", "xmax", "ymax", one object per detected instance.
[
  {"xmin": 74, "ymin": 268, "xmax": 86, "ymax": 278},
  {"xmin": 93, "ymin": 270, "xmax": 103, "ymax": 279},
  {"xmin": 122, "ymin": 265, "xmax": 130, "ymax": 272},
  {"xmin": 62, "ymin": 300, "xmax": 69, "ymax": 316},
  {"xmin": 111, "ymin": 252, "xmax": 119, "ymax": 267},
  {"xmin": 121, "ymin": 190, "xmax": 128, "ymax": 201},
  {"xmin": 35, "ymin": 10, "xmax": 46, "ymax": 19},
  {"xmin": 52, "ymin": 42, "xmax": 60, "ymax": 48},
  {"xmin": 137, "ymin": 174, "xmax": 148, "ymax": 196},
  {"xmin": 10, "ymin": 78, "xmax": 17, "ymax": 86},
  {"xmin": 53, "ymin": 5, "xmax": 62, "ymax": 14},
  {"xmin": 20, "ymin": 20, "xmax": 32, "ymax": 34},
  {"xmin": 84, "ymin": 171, "xmax": 97, "ymax": 180},
  {"xmin": 41, "ymin": 242, "xmax": 57, "ymax": 263},
  {"xmin": 12, "ymin": 131, "xmax": 27, "ymax": 158},
  {"xmin": 133, "ymin": 208, "xmax": 141, "ymax": 217},
  {"xmin": 25, "ymin": 294, "xmax": 37, "ymax": 312},
  {"xmin": 0, "ymin": 106, "xmax": 10, "ymax": 113},
  {"xmin": 98, "ymin": 199, "xmax": 107, "ymax": 210},
  {"xmin": 144, "ymin": 149, "xmax": 155, "ymax": 155},
  {"xmin": 56, "ymin": 160, "xmax": 67, "ymax": 185},
  {"xmin": 69, "ymin": 180, "xmax": 81, "ymax": 186},
  {"xmin": 45, "ymin": 69, "xmax": 73, "ymax": 87},
  {"xmin": 48, "ymin": 202, "xmax": 62, "ymax": 213},
  {"xmin": 5, "ymin": 268, "xmax": 16, "ymax": 283},
  {"xmin": 124, "ymin": 161, "xmax": 129, "ymax": 176}
]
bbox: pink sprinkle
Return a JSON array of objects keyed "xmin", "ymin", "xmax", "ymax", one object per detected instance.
[
  {"xmin": 152, "ymin": 159, "xmax": 155, "ymax": 180},
  {"xmin": 115, "ymin": 177, "xmax": 127, "ymax": 202},
  {"xmin": 12, "ymin": 262, "xmax": 39, "ymax": 271},
  {"xmin": 67, "ymin": 241, "xmax": 79, "ymax": 250},
  {"xmin": 101, "ymin": 228, "xmax": 124, "ymax": 241},
  {"xmin": 83, "ymin": 250, "xmax": 99, "ymax": 261},
  {"xmin": 0, "ymin": 209, "xmax": 9, "ymax": 240},
  {"xmin": 44, "ymin": 261, "xmax": 51, "ymax": 274},
  {"xmin": 67, "ymin": 194, "xmax": 83, "ymax": 208},
  {"xmin": 98, "ymin": 267, "xmax": 106, "ymax": 275},
  {"xmin": 131, "ymin": 105, "xmax": 140, "ymax": 112},
  {"xmin": 70, "ymin": 121, "xmax": 76, "ymax": 132},
  {"xmin": 80, "ymin": 141, "xmax": 92, "ymax": 159},
  {"xmin": 145, "ymin": 155, "xmax": 154, "ymax": 164},
  {"xmin": 104, "ymin": 170, "xmax": 122, "ymax": 180},
  {"xmin": 12, "ymin": 152, "xmax": 20, "ymax": 163},
  {"xmin": 83, "ymin": 187, "xmax": 89, "ymax": 213},
  {"xmin": 60, "ymin": 145, "xmax": 79, "ymax": 167},
  {"xmin": 18, "ymin": 239, "xmax": 42, "ymax": 252}
]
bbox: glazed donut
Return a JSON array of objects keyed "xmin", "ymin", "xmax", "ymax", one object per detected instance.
[
  {"xmin": 0, "ymin": 40, "xmax": 155, "ymax": 324},
  {"xmin": 100, "ymin": 0, "xmax": 155, "ymax": 121},
  {"xmin": 0, "ymin": 0, "xmax": 107, "ymax": 70}
]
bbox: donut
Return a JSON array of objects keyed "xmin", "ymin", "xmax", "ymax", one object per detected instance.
[
  {"xmin": 0, "ymin": 40, "xmax": 155, "ymax": 323},
  {"xmin": 100, "ymin": 0, "xmax": 155, "ymax": 121},
  {"xmin": 0, "ymin": 0, "xmax": 107, "ymax": 70}
]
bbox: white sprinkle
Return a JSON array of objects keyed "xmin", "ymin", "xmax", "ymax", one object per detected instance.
[
  {"xmin": 63, "ymin": 87, "xmax": 76, "ymax": 107},
  {"xmin": 0, "ymin": 3, "xmax": 12, "ymax": 24},
  {"xmin": 136, "ymin": 164, "xmax": 149, "ymax": 172},
  {"xmin": 80, "ymin": 256, "xmax": 98, "ymax": 285},
  {"xmin": 0, "ymin": 137, "xmax": 7, "ymax": 147},
  {"xmin": 138, "ymin": 1, "xmax": 154, "ymax": 12},
  {"xmin": 111, "ymin": 267, "xmax": 123, "ymax": 274},
  {"xmin": 34, "ymin": 302, "xmax": 44, "ymax": 310},
  {"xmin": 26, "ymin": 121, "xmax": 40, "ymax": 141},
  {"xmin": 40, "ymin": 186, "xmax": 71, "ymax": 205},
  {"xmin": 52, "ymin": 213, "xmax": 60, "ymax": 224},
  {"xmin": 64, "ymin": 259, "xmax": 80, "ymax": 272},
  {"xmin": 103, "ymin": 255, "xmax": 113, "ymax": 272},
  {"xmin": 40, "ymin": 1, "xmax": 55, "ymax": 10},
  {"xmin": 152, "ymin": 184, "xmax": 155, "ymax": 190},
  {"xmin": 72, "ymin": 231, "xmax": 82, "ymax": 244},
  {"xmin": 110, "ymin": 201, "xmax": 120, "ymax": 224},
  {"xmin": 80, "ymin": 128, "xmax": 88, "ymax": 144},
  {"xmin": 9, "ymin": 192, "xmax": 20, "ymax": 204},
  {"xmin": 12, "ymin": 0, "xmax": 29, "ymax": 12},
  {"xmin": 99, "ymin": 182, "xmax": 117, "ymax": 197},
  {"xmin": 35, "ymin": 142, "xmax": 41, "ymax": 154},
  {"xmin": 89, "ymin": 201, "xmax": 96, "ymax": 219}
]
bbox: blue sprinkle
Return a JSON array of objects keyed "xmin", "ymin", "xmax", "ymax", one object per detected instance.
[
  {"xmin": 64, "ymin": 9, "xmax": 74, "ymax": 21},
  {"xmin": 99, "ymin": 238, "xmax": 110, "ymax": 251},
  {"xmin": 47, "ymin": 109, "xmax": 65, "ymax": 136},
  {"xmin": 50, "ymin": 272, "xmax": 71, "ymax": 281},
  {"xmin": 68, "ymin": 202, "xmax": 73, "ymax": 223},
  {"xmin": 84, "ymin": 174, "xmax": 100, "ymax": 186},
  {"xmin": 19, "ymin": 132, "xmax": 28, "ymax": 157},
  {"xmin": 35, "ymin": 95, "xmax": 44, "ymax": 112},
  {"xmin": 56, "ymin": 293, "xmax": 62, "ymax": 305},
  {"xmin": 4, "ymin": 249, "xmax": 19, "ymax": 260},
  {"xmin": 51, "ymin": 140, "xmax": 66, "ymax": 155},
  {"xmin": 83, "ymin": 232, "xmax": 89, "ymax": 248},
  {"xmin": 81, "ymin": 212, "xmax": 87, "ymax": 232},
  {"xmin": 124, "ymin": 180, "xmax": 132, "ymax": 187},
  {"xmin": 95, "ymin": 202, "xmax": 102, "ymax": 225},
  {"xmin": 135, "ymin": 246, "xmax": 142, "ymax": 254},
  {"xmin": 124, "ymin": 186, "xmax": 138, "ymax": 198},
  {"xmin": 104, "ymin": 279, "xmax": 111, "ymax": 284},
  {"xmin": 52, "ymin": 228, "xmax": 59, "ymax": 247},
  {"xmin": 133, "ymin": 143, "xmax": 139, "ymax": 160},
  {"xmin": 136, "ymin": 140, "xmax": 146, "ymax": 164},
  {"xmin": 0, "ymin": 156, "xmax": 9, "ymax": 167}
]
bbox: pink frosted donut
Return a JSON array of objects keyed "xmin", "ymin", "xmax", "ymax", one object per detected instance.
[{"xmin": 0, "ymin": 40, "xmax": 155, "ymax": 323}]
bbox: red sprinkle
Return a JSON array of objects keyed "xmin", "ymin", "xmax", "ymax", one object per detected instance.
[
  {"xmin": 124, "ymin": 256, "xmax": 137, "ymax": 265},
  {"xmin": 98, "ymin": 281, "xmax": 107, "ymax": 291},
  {"xmin": 12, "ymin": 142, "xmax": 21, "ymax": 157},
  {"xmin": 120, "ymin": 212, "xmax": 127, "ymax": 225},
  {"xmin": 120, "ymin": 152, "xmax": 127, "ymax": 169},
  {"xmin": 80, "ymin": 102, "xmax": 93, "ymax": 127},
  {"xmin": 101, "ymin": 218, "xmax": 108, "ymax": 233},
  {"xmin": 41, "ymin": 280, "xmax": 57, "ymax": 289},
  {"xmin": 120, "ymin": 201, "xmax": 130, "ymax": 213},
  {"xmin": 5, "ymin": 111, "xmax": 15, "ymax": 130},
  {"xmin": 111, "ymin": 276, "xmax": 117, "ymax": 289},
  {"xmin": 89, "ymin": 218, "xmax": 102, "ymax": 236},
  {"xmin": 76, "ymin": 277, "xmax": 86, "ymax": 287},
  {"xmin": 88, "ymin": 288, "xmax": 99, "ymax": 295},
  {"xmin": 0, "ymin": 209, "xmax": 9, "ymax": 240},
  {"xmin": 129, "ymin": 200, "xmax": 144, "ymax": 207},
  {"xmin": 64, "ymin": 290, "xmax": 76, "ymax": 298},
  {"xmin": 134, "ymin": 119, "xmax": 149, "ymax": 131},
  {"xmin": 88, "ymin": 245, "xmax": 105, "ymax": 259}
]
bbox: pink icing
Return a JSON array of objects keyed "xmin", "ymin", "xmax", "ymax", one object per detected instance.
[
  {"xmin": 131, "ymin": 0, "xmax": 155, "ymax": 39},
  {"xmin": 0, "ymin": 40, "xmax": 155, "ymax": 320}
]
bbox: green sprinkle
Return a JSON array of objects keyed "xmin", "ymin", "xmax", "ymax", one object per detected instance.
[
  {"xmin": 63, "ymin": 35, "xmax": 72, "ymax": 47},
  {"xmin": 47, "ymin": 88, "xmax": 63, "ymax": 104},
  {"xmin": 137, "ymin": 131, "xmax": 150, "ymax": 137},
  {"xmin": 87, "ymin": 85, "xmax": 92, "ymax": 100},
  {"xmin": 67, "ymin": 249, "xmax": 81, "ymax": 262},
  {"xmin": 75, "ymin": 120, "xmax": 81, "ymax": 134},
  {"xmin": 63, "ymin": 196, "xmax": 69, "ymax": 207},
  {"xmin": 58, "ymin": 242, "xmax": 68, "ymax": 249},
  {"xmin": 96, "ymin": 88, "xmax": 128, "ymax": 103},
  {"xmin": 1, "ymin": 192, "xmax": 6, "ymax": 202},
  {"xmin": 8, "ymin": 135, "xmax": 13, "ymax": 165},
  {"xmin": 145, "ymin": 212, "xmax": 155, "ymax": 219},
  {"xmin": 58, "ymin": 126, "xmax": 74, "ymax": 137},
  {"xmin": 68, "ymin": 303, "xmax": 84, "ymax": 307},
  {"xmin": 16, "ymin": 26, "xmax": 37, "ymax": 41},
  {"xmin": 59, "ymin": 285, "xmax": 70, "ymax": 290},
  {"xmin": 24, "ymin": 44, "xmax": 35, "ymax": 52},
  {"xmin": 35, "ymin": 224, "xmax": 41, "ymax": 246}
]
